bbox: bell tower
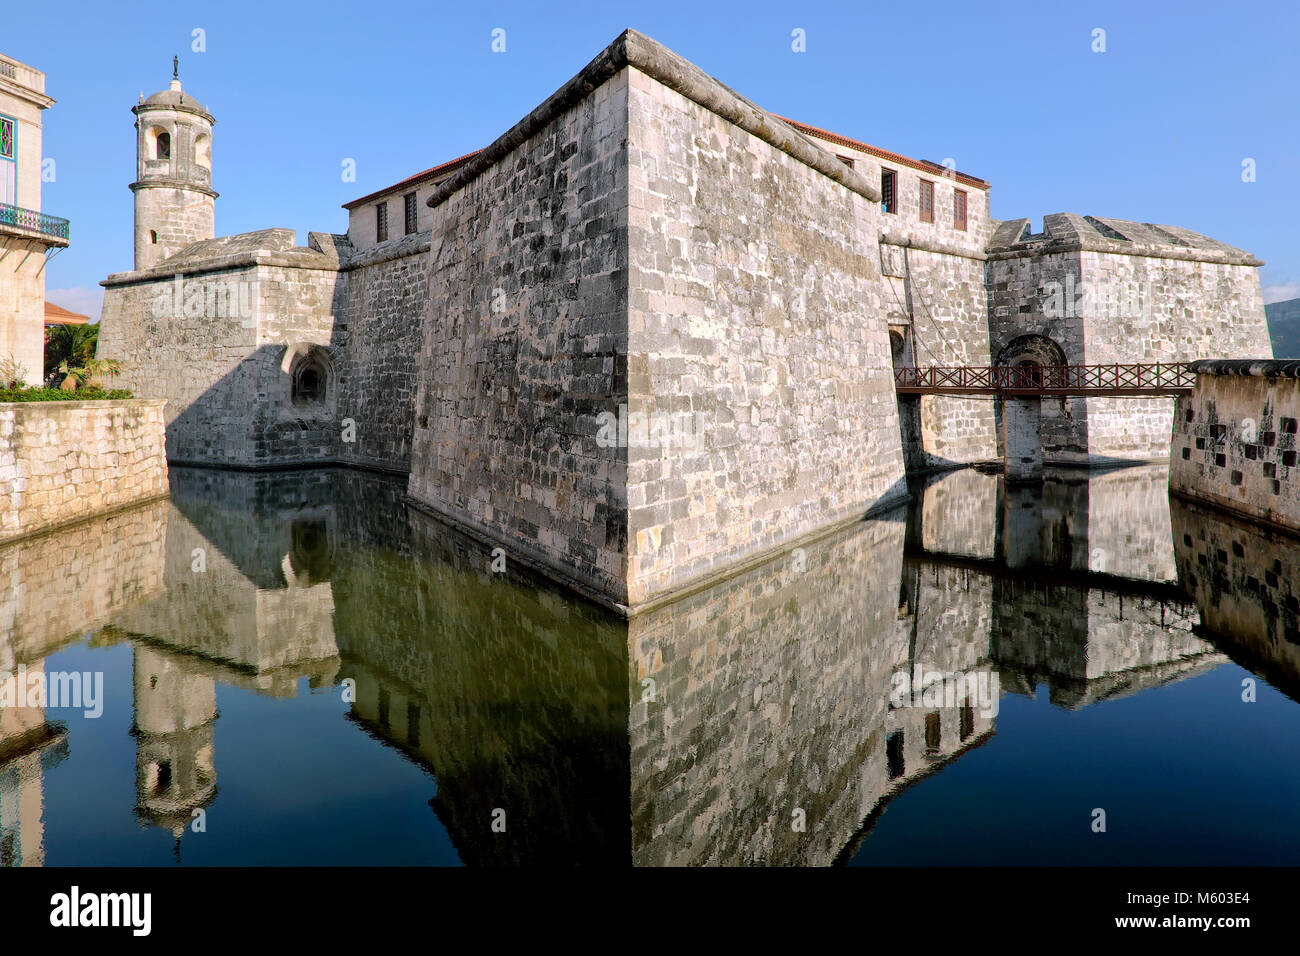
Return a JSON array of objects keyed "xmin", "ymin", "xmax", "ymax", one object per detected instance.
[{"xmin": 131, "ymin": 57, "xmax": 216, "ymax": 271}]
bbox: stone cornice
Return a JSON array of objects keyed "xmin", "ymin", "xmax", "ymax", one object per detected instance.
[
  {"xmin": 129, "ymin": 178, "xmax": 219, "ymax": 200},
  {"xmin": 0, "ymin": 75, "xmax": 54, "ymax": 110},
  {"xmin": 338, "ymin": 232, "xmax": 430, "ymax": 272},
  {"xmin": 101, "ymin": 250, "xmax": 338, "ymax": 287},
  {"xmin": 133, "ymin": 100, "xmax": 216, "ymax": 124},
  {"xmin": 427, "ymin": 28, "xmax": 882, "ymax": 211},
  {"xmin": 984, "ymin": 241, "xmax": 1263, "ymax": 268},
  {"xmin": 881, "ymin": 233, "xmax": 986, "ymax": 262}
]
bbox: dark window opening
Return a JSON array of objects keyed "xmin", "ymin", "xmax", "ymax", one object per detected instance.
[
  {"xmin": 408, "ymin": 702, "xmax": 421, "ymax": 747},
  {"xmin": 404, "ymin": 191, "xmax": 418, "ymax": 235},
  {"xmin": 156, "ymin": 131, "xmax": 171, "ymax": 160},
  {"xmin": 924, "ymin": 712, "xmax": 941, "ymax": 751},
  {"xmin": 154, "ymin": 761, "xmax": 172, "ymax": 795},
  {"xmin": 886, "ymin": 730, "xmax": 905, "ymax": 779},
  {"xmin": 375, "ymin": 201, "xmax": 388, "ymax": 242},
  {"xmin": 959, "ymin": 703, "xmax": 974, "ymax": 741},
  {"xmin": 836, "ymin": 154, "xmax": 855, "ymax": 169},
  {"xmin": 149, "ymin": 230, "xmax": 158, "ymax": 244},
  {"xmin": 881, "ymin": 169, "xmax": 897, "ymax": 214},
  {"xmin": 919, "ymin": 179, "xmax": 934, "ymax": 223},
  {"xmin": 954, "ymin": 188, "xmax": 967, "ymax": 231},
  {"xmin": 889, "ymin": 329, "xmax": 906, "ymax": 360}
]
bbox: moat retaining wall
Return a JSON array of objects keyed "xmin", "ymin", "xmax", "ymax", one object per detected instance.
[
  {"xmin": 0, "ymin": 399, "xmax": 168, "ymax": 543},
  {"xmin": 1170, "ymin": 360, "xmax": 1300, "ymax": 533}
]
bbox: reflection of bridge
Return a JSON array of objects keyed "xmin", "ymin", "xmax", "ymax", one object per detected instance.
[{"xmin": 895, "ymin": 362, "xmax": 1196, "ymax": 396}]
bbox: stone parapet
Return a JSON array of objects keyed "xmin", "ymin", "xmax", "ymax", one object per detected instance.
[
  {"xmin": 1170, "ymin": 363, "xmax": 1300, "ymax": 533},
  {"xmin": 0, "ymin": 399, "xmax": 169, "ymax": 543},
  {"xmin": 426, "ymin": 28, "xmax": 880, "ymax": 212}
]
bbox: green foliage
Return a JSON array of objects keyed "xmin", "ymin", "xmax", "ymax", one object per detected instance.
[
  {"xmin": 57, "ymin": 356, "xmax": 123, "ymax": 389},
  {"xmin": 45, "ymin": 322, "xmax": 100, "ymax": 378},
  {"xmin": 0, "ymin": 385, "xmax": 133, "ymax": 403}
]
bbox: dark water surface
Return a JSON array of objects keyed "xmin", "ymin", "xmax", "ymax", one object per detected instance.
[{"xmin": 2, "ymin": 463, "xmax": 1299, "ymax": 866}]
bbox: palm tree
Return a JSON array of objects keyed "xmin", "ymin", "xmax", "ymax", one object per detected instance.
[{"xmin": 44, "ymin": 323, "xmax": 100, "ymax": 383}]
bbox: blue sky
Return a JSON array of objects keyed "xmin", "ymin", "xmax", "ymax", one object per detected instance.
[{"xmin": 8, "ymin": 0, "xmax": 1299, "ymax": 318}]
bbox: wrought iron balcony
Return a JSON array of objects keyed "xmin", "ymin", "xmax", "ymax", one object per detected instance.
[{"xmin": 0, "ymin": 202, "xmax": 70, "ymax": 243}]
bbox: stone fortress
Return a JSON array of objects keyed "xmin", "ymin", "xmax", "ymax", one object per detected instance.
[{"xmin": 97, "ymin": 29, "xmax": 1273, "ymax": 614}]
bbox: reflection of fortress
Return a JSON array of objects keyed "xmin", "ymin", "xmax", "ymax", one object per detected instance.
[{"xmin": 4, "ymin": 462, "xmax": 1299, "ymax": 865}]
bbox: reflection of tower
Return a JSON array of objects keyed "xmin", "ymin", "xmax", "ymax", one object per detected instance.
[
  {"xmin": 0, "ymin": 659, "xmax": 69, "ymax": 867},
  {"xmin": 132, "ymin": 646, "xmax": 217, "ymax": 840}
]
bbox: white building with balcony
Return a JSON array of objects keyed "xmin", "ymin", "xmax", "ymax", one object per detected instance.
[{"xmin": 0, "ymin": 52, "xmax": 70, "ymax": 386}]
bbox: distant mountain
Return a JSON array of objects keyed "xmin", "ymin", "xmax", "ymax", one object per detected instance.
[{"xmin": 1266, "ymin": 297, "xmax": 1300, "ymax": 358}]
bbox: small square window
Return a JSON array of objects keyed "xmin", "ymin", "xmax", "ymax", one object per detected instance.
[
  {"xmin": 836, "ymin": 154, "xmax": 855, "ymax": 170},
  {"xmin": 919, "ymin": 180, "xmax": 934, "ymax": 223},
  {"xmin": 375, "ymin": 201, "xmax": 388, "ymax": 243}
]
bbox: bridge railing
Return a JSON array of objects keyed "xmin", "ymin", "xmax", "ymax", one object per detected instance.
[{"xmin": 894, "ymin": 362, "xmax": 1197, "ymax": 395}]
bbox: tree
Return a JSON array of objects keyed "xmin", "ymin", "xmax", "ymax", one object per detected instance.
[{"xmin": 44, "ymin": 322, "xmax": 100, "ymax": 383}]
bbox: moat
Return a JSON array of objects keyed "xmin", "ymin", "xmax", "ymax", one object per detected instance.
[{"xmin": 3, "ymin": 462, "xmax": 1300, "ymax": 866}]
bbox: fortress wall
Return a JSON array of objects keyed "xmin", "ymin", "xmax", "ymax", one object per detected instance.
[
  {"xmin": 1171, "ymin": 361, "xmax": 1300, "ymax": 533},
  {"xmin": 408, "ymin": 68, "xmax": 631, "ymax": 604},
  {"xmin": 987, "ymin": 250, "xmax": 1091, "ymax": 462},
  {"xmin": 336, "ymin": 243, "xmax": 427, "ymax": 474},
  {"xmin": 1078, "ymin": 252, "xmax": 1272, "ymax": 462},
  {"xmin": 99, "ymin": 261, "xmax": 342, "ymax": 467},
  {"xmin": 0, "ymin": 398, "xmax": 167, "ymax": 543},
  {"xmin": 897, "ymin": 247, "xmax": 998, "ymax": 469},
  {"xmin": 624, "ymin": 65, "xmax": 905, "ymax": 605},
  {"xmin": 988, "ymin": 247, "xmax": 1271, "ymax": 465}
]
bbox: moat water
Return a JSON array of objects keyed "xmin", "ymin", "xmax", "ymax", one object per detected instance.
[{"xmin": 3, "ymin": 462, "xmax": 1300, "ymax": 866}]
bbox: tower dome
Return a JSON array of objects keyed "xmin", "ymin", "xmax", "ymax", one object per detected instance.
[{"xmin": 130, "ymin": 57, "xmax": 217, "ymax": 270}]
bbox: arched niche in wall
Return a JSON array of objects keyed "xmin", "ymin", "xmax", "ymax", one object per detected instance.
[
  {"xmin": 281, "ymin": 342, "xmax": 337, "ymax": 417},
  {"xmin": 152, "ymin": 127, "xmax": 171, "ymax": 161},
  {"xmin": 194, "ymin": 133, "xmax": 211, "ymax": 172},
  {"xmin": 996, "ymin": 333, "xmax": 1067, "ymax": 370}
]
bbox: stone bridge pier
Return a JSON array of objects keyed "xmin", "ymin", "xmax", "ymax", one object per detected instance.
[{"xmin": 1000, "ymin": 397, "xmax": 1043, "ymax": 482}]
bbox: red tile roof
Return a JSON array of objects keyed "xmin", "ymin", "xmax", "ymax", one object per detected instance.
[
  {"xmin": 342, "ymin": 116, "xmax": 988, "ymax": 213},
  {"xmin": 341, "ymin": 150, "xmax": 483, "ymax": 210},
  {"xmin": 44, "ymin": 301, "xmax": 91, "ymax": 325},
  {"xmin": 774, "ymin": 116, "xmax": 990, "ymax": 190}
]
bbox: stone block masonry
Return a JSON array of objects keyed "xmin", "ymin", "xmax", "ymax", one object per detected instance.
[
  {"xmin": 409, "ymin": 62, "xmax": 632, "ymax": 606},
  {"xmin": 407, "ymin": 29, "xmax": 906, "ymax": 611},
  {"xmin": 624, "ymin": 63, "xmax": 904, "ymax": 604},
  {"xmin": 1170, "ymin": 360, "xmax": 1300, "ymax": 534},
  {"xmin": 0, "ymin": 399, "xmax": 168, "ymax": 543},
  {"xmin": 98, "ymin": 230, "xmax": 344, "ymax": 468}
]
